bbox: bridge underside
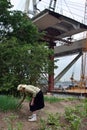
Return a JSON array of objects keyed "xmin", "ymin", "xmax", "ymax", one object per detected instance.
[
  {"xmin": 32, "ymin": 9, "xmax": 87, "ymax": 91},
  {"xmin": 54, "ymin": 38, "xmax": 87, "ymax": 57},
  {"xmin": 32, "ymin": 9, "xmax": 87, "ymax": 42}
]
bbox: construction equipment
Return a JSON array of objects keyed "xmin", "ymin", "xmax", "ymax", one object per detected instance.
[{"xmin": 69, "ymin": 0, "xmax": 87, "ymax": 90}]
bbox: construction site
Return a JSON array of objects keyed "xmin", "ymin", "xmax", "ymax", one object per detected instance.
[{"xmin": 12, "ymin": 0, "xmax": 87, "ymax": 96}]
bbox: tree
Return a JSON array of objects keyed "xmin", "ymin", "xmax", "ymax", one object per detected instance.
[
  {"xmin": 0, "ymin": 0, "xmax": 56, "ymax": 94},
  {"xmin": 0, "ymin": 0, "xmax": 13, "ymax": 41}
]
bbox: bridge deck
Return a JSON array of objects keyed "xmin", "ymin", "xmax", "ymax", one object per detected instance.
[{"xmin": 54, "ymin": 38, "xmax": 87, "ymax": 57}]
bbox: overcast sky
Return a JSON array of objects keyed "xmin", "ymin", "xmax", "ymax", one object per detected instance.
[
  {"xmin": 10, "ymin": 0, "xmax": 86, "ymax": 81},
  {"xmin": 10, "ymin": 0, "xmax": 85, "ymax": 22}
]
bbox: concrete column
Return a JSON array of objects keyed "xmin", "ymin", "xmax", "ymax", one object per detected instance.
[{"xmin": 48, "ymin": 41, "xmax": 55, "ymax": 91}]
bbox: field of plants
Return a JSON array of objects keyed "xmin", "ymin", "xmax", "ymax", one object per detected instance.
[{"xmin": 0, "ymin": 95, "xmax": 87, "ymax": 130}]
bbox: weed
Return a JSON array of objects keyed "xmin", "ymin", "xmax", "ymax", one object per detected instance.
[
  {"xmin": 65, "ymin": 107, "xmax": 81, "ymax": 130},
  {"xmin": 4, "ymin": 114, "xmax": 23, "ymax": 130},
  {"xmin": 39, "ymin": 113, "xmax": 61, "ymax": 130}
]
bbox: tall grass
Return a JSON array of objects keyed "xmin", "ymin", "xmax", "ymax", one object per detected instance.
[
  {"xmin": 0, "ymin": 94, "xmax": 80, "ymax": 112},
  {"xmin": 0, "ymin": 95, "xmax": 19, "ymax": 111},
  {"xmin": 44, "ymin": 95, "xmax": 65, "ymax": 103},
  {"xmin": 44, "ymin": 95, "xmax": 78, "ymax": 103}
]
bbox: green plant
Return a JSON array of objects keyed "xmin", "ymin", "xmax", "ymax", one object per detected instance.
[
  {"xmin": 4, "ymin": 114, "xmax": 23, "ymax": 130},
  {"xmin": 39, "ymin": 113, "xmax": 61, "ymax": 130},
  {"xmin": 44, "ymin": 96, "xmax": 64, "ymax": 103},
  {"xmin": 0, "ymin": 95, "xmax": 19, "ymax": 111},
  {"xmin": 83, "ymin": 99, "xmax": 87, "ymax": 116},
  {"xmin": 47, "ymin": 113, "xmax": 60, "ymax": 125},
  {"xmin": 75, "ymin": 104, "xmax": 86, "ymax": 117},
  {"xmin": 70, "ymin": 115, "xmax": 81, "ymax": 130},
  {"xmin": 44, "ymin": 95, "xmax": 78, "ymax": 103},
  {"xmin": 65, "ymin": 107, "xmax": 81, "ymax": 130},
  {"xmin": 39, "ymin": 119, "xmax": 47, "ymax": 130}
]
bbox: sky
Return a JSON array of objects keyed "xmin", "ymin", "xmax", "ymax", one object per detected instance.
[
  {"xmin": 10, "ymin": 0, "xmax": 86, "ymax": 23},
  {"xmin": 10, "ymin": 0, "xmax": 86, "ymax": 81}
]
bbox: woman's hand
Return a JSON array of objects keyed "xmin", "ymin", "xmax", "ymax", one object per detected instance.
[{"xmin": 30, "ymin": 97, "xmax": 35, "ymax": 106}]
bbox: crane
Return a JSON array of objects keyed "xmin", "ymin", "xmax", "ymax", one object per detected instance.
[
  {"xmin": 54, "ymin": 0, "xmax": 87, "ymax": 89},
  {"xmin": 69, "ymin": 0, "xmax": 87, "ymax": 90}
]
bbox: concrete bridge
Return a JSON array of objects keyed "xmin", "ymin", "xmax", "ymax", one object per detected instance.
[{"xmin": 32, "ymin": 9, "xmax": 87, "ymax": 91}]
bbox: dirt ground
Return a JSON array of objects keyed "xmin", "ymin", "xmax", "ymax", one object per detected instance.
[{"xmin": 0, "ymin": 99, "xmax": 85, "ymax": 130}]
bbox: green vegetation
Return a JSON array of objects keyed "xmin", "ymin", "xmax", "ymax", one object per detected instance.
[
  {"xmin": 39, "ymin": 98, "xmax": 87, "ymax": 130},
  {"xmin": 0, "ymin": 95, "xmax": 77, "ymax": 112},
  {"xmin": 0, "ymin": 95, "xmax": 87, "ymax": 130},
  {"xmin": 65, "ymin": 107, "xmax": 81, "ymax": 130},
  {"xmin": 39, "ymin": 113, "xmax": 61, "ymax": 130},
  {"xmin": 44, "ymin": 95, "xmax": 77, "ymax": 103},
  {"xmin": 0, "ymin": 0, "xmax": 56, "ymax": 95},
  {"xmin": 44, "ymin": 95, "xmax": 65, "ymax": 103},
  {"xmin": 0, "ymin": 95, "xmax": 78, "ymax": 111},
  {"xmin": 4, "ymin": 114, "xmax": 23, "ymax": 130},
  {"xmin": 0, "ymin": 95, "xmax": 19, "ymax": 111}
]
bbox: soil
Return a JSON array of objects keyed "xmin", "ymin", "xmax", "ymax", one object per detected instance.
[{"xmin": 0, "ymin": 98, "xmax": 86, "ymax": 130}]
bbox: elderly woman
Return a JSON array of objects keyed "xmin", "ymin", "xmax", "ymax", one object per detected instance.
[{"xmin": 17, "ymin": 84, "xmax": 45, "ymax": 121}]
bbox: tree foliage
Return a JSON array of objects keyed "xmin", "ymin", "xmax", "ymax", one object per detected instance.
[{"xmin": 0, "ymin": 0, "xmax": 56, "ymax": 94}]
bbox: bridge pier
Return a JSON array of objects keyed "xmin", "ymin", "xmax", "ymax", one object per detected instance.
[{"xmin": 48, "ymin": 41, "xmax": 55, "ymax": 91}]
